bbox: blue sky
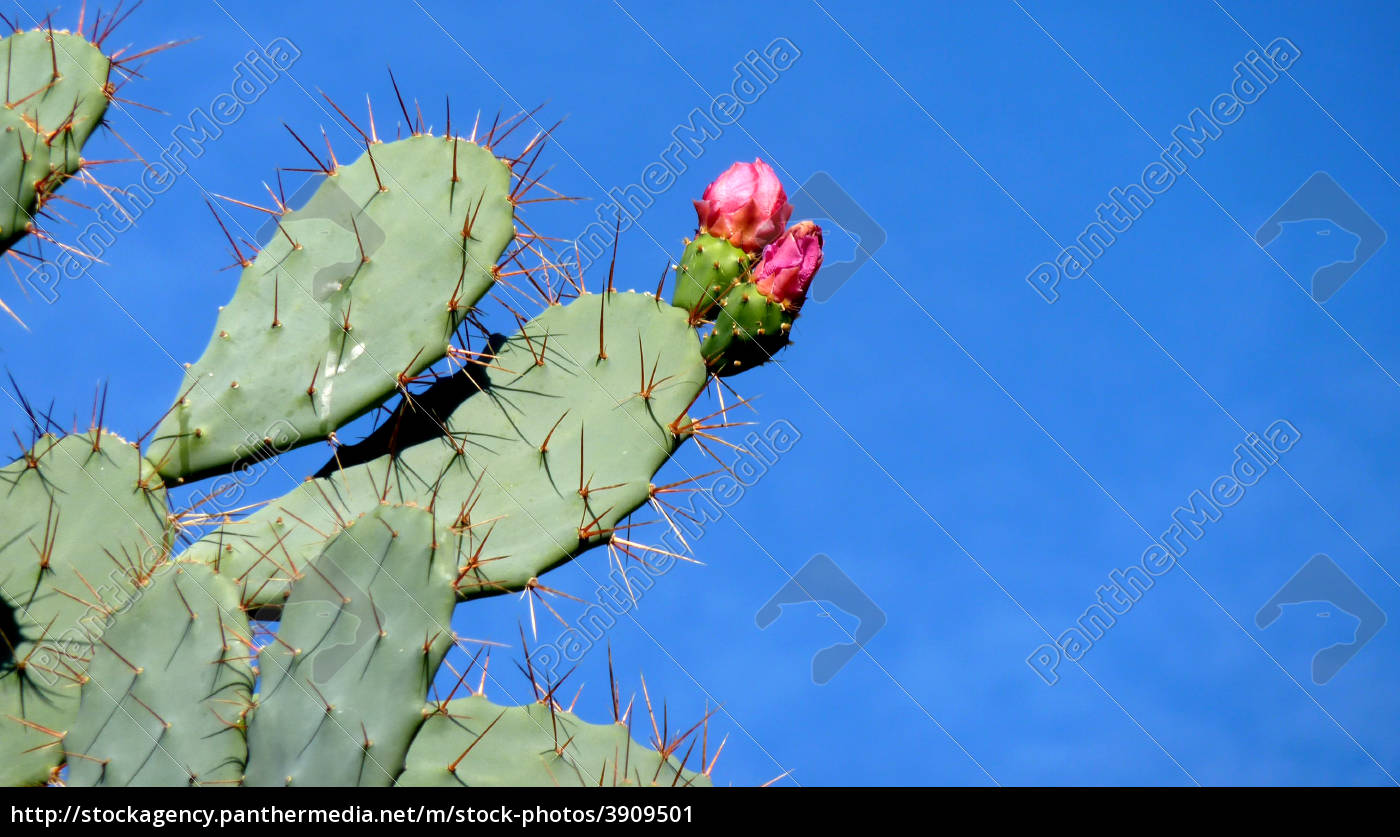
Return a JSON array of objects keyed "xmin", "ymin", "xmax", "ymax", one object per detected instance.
[{"xmin": 4, "ymin": 0, "xmax": 1400, "ymax": 786}]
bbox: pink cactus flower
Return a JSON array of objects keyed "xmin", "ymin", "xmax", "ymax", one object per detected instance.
[
  {"xmin": 754, "ymin": 221, "xmax": 823, "ymax": 306},
  {"xmin": 693, "ymin": 159, "xmax": 793, "ymax": 252}
]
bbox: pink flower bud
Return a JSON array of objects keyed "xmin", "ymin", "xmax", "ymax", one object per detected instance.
[
  {"xmin": 753, "ymin": 221, "xmax": 823, "ymax": 306},
  {"xmin": 693, "ymin": 159, "xmax": 793, "ymax": 252}
]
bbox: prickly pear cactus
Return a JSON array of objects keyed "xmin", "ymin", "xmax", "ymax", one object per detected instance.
[
  {"xmin": 0, "ymin": 27, "xmax": 112, "ymax": 259},
  {"xmin": 397, "ymin": 696, "xmax": 712, "ymax": 787},
  {"xmin": 672, "ymin": 233, "xmax": 750, "ymax": 321},
  {"xmin": 0, "ymin": 431, "xmax": 169, "ymax": 786},
  {"xmin": 674, "ymin": 162, "xmax": 816, "ymax": 376},
  {"xmin": 0, "ymin": 11, "xmax": 825, "ymax": 788},
  {"xmin": 701, "ymin": 280, "xmax": 794, "ymax": 376},
  {"xmin": 244, "ymin": 504, "xmax": 458, "ymax": 787},
  {"xmin": 65, "ymin": 562, "xmax": 252, "ymax": 786},
  {"xmin": 148, "ymin": 135, "xmax": 516, "ymax": 483},
  {"xmin": 183, "ymin": 291, "xmax": 706, "ymax": 609}
]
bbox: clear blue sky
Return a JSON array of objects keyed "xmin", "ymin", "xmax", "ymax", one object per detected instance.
[{"xmin": 4, "ymin": 0, "xmax": 1400, "ymax": 786}]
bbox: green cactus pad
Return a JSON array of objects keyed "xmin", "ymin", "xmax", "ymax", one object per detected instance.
[
  {"xmin": 700, "ymin": 278, "xmax": 793, "ymax": 376},
  {"xmin": 65, "ymin": 563, "xmax": 253, "ymax": 786},
  {"xmin": 0, "ymin": 28, "xmax": 113, "ymax": 257},
  {"xmin": 184, "ymin": 291, "xmax": 706, "ymax": 609},
  {"xmin": 0, "ymin": 431, "xmax": 168, "ymax": 785},
  {"xmin": 243, "ymin": 504, "xmax": 458, "ymax": 786},
  {"xmin": 671, "ymin": 234, "xmax": 749, "ymax": 321},
  {"xmin": 150, "ymin": 133, "xmax": 516, "ymax": 482},
  {"xmin": 0, "ymin": 585, "xmax": 61, "ymax": 786},
  {"xmin": 396, "ymin": 696, "xmax": 711, "ymax": 787}
]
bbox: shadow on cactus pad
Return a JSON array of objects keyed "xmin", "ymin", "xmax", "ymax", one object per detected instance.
[{"xmin": 0, "ymin": 597, "xmax": 18, "ymax": 673}]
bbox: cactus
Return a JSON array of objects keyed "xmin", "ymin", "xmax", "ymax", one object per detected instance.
[
  {"xmin": 672, "ymin": 233, "xmax": 751, "ymax": 320},
  {"xmin": 700, "ymin": 280, "xmax": 794, "ymax": 376},
  {"xmin": 243, "ymin": 504, "xmax": 457, "ymax": 787},
  {"xmin": 1, "ymin": 12, "xmax": 823, "ymax": 787},
  {"xmin": 397, "ymin": 695, "xmax": 711, "ymax": 787},
  {"xmin": 0, "ymin": 430, "xmax": 170, "ymax": 785},
  {"xmin": 148, "ymin": 133, "xmax": 515, "ymax": 482},
  {"xmin": 65, "ymin": 562, "xmax": 252, "ymax": 786},
  {"xmin": 0, "ymin": 18, "xmax": 167, "ymax": 325},
  {"xmin": 182, "ymin": 290, "xmax": 706, "ymax": 609},
  {"xmin": 677, "ymin": 161, "xmax": 817, "ymax": 377}
]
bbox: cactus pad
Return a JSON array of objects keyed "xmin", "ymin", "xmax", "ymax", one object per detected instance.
[
  {"xmin": 672, "ymin": 233, "xmax": 749, "ymax": 322},
  {"xmin": 396, "ymin": 696, "xmax": 711, "ymax": 787},
  {"xmin": 700, "ymin": 278, "xmax": 793, "ymax": 376},
  {"xmin": 150, "ymin": 133, "xmax": 516, "ymax": 482},
  {"xmin": 0, "ymin": 431, "xmax": 168, "ymax": 785},
  {"xmin": 0, "ymin": 28, "xmax": 112, "ymax": 258},
  {"xmin": 65, "ymin": 562, "xmax": 253, "ymax": 786},
  {"xmin": 243, "ymin": 504, "xmax": 458, "ymax": 786}
]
